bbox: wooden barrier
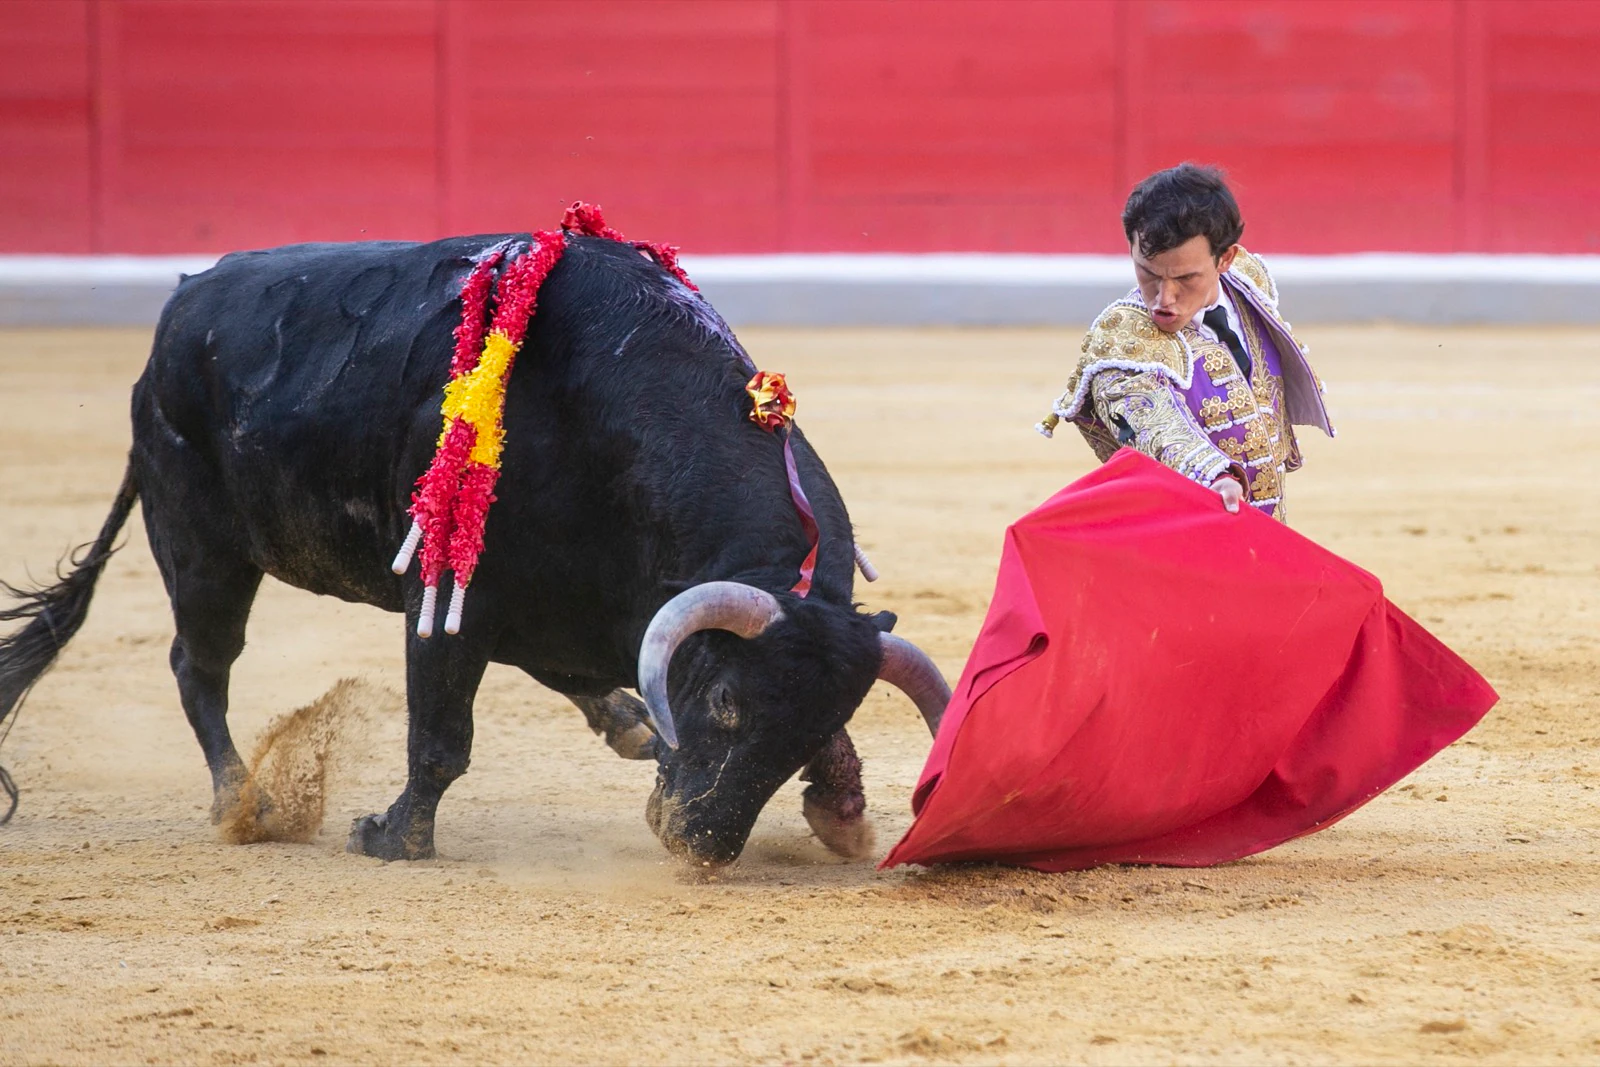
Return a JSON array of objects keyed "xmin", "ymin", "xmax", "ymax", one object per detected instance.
[{"xmin": 2, "ymin": 0, "xmax": 1597, "ymax": 254}]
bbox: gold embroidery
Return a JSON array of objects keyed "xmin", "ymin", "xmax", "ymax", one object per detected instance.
[
  {"xmin": 1217, "ymin": 435, "xmax": 1245, "ymax": 461},
  {"xmin": 1057, "ymin": 303, "xmax": 1192, "ymax": 419},
  {"xmin": 1236, "ymin": 295, "xmax": 1267, "ymax": 385},
  {"xmin": 1198, "ymin": 395, "xmax": 1232, "ymax": 430},
  {"xmin": 1199, "ymin": 345, "xmax": 1236, "ymax": 384},
  {"xmin": 1253, "ymin": 376, "xmax": 1276, "ymax": 409},
  {"xmin": 1249, "ymin": 465, "xmax": 1282, "ymax": 501},
  {"xmin": 1075, "ymin": 418, "xmax": 1121, "ymax": 463},
  {"xmin": 1088, "ymin": 369, "xmax": 1230, "ymax": 484},
  {"xmin": 1242, "ymin": 417, "xmax": 1273, "ymax": 462},
  {"xmin": 1078, "ymin": 304, "xmax": 1186, "ymax": 370},
  {"xmin": 1226, "ymin": 379, "xmax": 1256, "ymax": 418},
  {"xmin": 1225, "ymin": 293, "xmax": 1305, "ymax": 521},
  {"xmin": 1229, "ymin": 248, "xmax": 1277, "ymax": 305}
]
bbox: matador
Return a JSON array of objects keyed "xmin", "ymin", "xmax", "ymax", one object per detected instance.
[{"xmin": 1038, "ymin": 164, "xmax": 1333, "ymax": 522}]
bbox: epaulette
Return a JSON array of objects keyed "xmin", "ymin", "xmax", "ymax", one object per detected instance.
[
  {"xmin": 1228, "ymin": 247, "xmax": 1277, "ymax": 308},
  {"xmin": 1036, "ymin": 299, "xmax": 1192, "ymax": 436}
]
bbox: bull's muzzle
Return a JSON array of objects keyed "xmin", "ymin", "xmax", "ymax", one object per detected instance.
[{"xmin": 646, "ymin": 771, "xmax": 743, "ymax": 867}]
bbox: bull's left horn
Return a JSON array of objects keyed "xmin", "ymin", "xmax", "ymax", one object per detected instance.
[
  {"xmin": 637, "ymin": 582, "xmax": 785, "ymax": 751},
  {"xmin": 877, "ymin": 634, "xmax": 951, "ymax": 736}
]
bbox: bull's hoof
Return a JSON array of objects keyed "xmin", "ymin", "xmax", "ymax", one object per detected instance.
[
  {"xmin": 214, "ymin": 780, "xmax": 281, "ymax": 845},
  {"xmin": 346, "ymin": 812, "xmax": 435, "ymax": 861},
  {"xmin": 803, "ymin": 789, "xmax": 877, "ymax": 860},
  {"xmin": 209, "ymin": 762, "xmax": 260, "ymax": 825},
  {"xmin": 606, "ymin": 722, "xmax": 660, "ymax": 761},
  {"xmin": 210, "ymin": 784, "xmax": 244, "ymax": 825}
]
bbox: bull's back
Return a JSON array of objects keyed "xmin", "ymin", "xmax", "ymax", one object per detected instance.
[{"xmin": 134, "ymin": 237, "xmax": 508, "ymax": 605}]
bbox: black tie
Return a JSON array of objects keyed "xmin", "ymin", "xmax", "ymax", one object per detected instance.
[{"xmin": 1202, "ymin": 305, "xmax": 1251, "ymax": 378}]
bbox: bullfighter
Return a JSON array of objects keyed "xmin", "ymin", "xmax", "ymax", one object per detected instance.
[{"xmin": 1037, "ymin": 163, "xmax": 1333, "ymax": 522}]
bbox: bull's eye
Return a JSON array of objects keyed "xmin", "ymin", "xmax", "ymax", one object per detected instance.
[{"xmin": 707, "ymin": 684, "xmax": 740, "ymax": 731}]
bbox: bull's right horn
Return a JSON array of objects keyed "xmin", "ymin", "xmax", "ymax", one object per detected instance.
[
  {"xmin": 877, "ymin": 634, "xmax": 951, "ymax": 736},
  {"xmin": 637, "ymin": 582, "xmax": 785, "ymax": 751}
]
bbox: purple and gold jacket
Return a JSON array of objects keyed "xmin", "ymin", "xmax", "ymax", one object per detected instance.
[{"xmin": 1037, "ymin": 249, "xmax": 1333, "ymax": 522}]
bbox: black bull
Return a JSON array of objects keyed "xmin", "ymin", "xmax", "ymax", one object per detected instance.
[{"xmin": 0, "ymin": 233, "xmax": 952, "ymax": 864}]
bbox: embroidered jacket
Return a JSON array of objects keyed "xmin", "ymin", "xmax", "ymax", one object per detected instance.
[{"xmin": 1037, "ymin": 249, "xmax": 1333, "ymax": 522}]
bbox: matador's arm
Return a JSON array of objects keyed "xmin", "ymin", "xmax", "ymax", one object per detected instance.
[{"xmin": 1087, "ymin": 369, "xmax": 1245, "ymax": 487}]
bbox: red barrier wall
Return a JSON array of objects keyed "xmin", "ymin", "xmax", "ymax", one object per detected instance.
[{"xmin": 3, "ymin": 0, "xmax": 1597, "ymax": 254}]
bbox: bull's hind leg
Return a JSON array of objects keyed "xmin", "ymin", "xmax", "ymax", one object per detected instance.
[
  {"xmin": 348, "ymin": 624, "xmax": 491, "ymax": 861},
  {"xmin": 136, "ymin": 391, "xmax": 268, "ymax": 821},
  {"xmin": 159, "ymin": 548, "xmax": 264, "ymax": 821}
]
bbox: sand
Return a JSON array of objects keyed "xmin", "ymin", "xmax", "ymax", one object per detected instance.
[{"xmin": 0, "ymin": 324, "xmax": 1596, "ymax": 1065}]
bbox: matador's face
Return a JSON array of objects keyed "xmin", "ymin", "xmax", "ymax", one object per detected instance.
[{"xmin": 1131, "ymin": 235, "xmax": 1239, "ymax": 334}]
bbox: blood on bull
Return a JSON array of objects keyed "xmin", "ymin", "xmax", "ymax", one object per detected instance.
[{"xmin": 0, "ymin": 205, "xmax": 950, "ymax": 866}]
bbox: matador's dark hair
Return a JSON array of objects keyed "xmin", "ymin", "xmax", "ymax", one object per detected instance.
[{"xmin": 1122, "ymin": 163, "xmax": 1244, "ymax": 259}]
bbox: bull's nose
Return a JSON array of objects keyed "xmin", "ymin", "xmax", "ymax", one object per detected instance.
[{"xmin": 648, "ymin": 789, "xmax": 742, "ymax": 868}]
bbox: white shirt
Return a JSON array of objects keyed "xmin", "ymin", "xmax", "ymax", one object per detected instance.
[{"xmin": 1192, "ymin": 281, "xmax": 1243, "ymax": 344}]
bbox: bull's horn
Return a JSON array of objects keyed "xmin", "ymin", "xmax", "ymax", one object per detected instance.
[
  {"xmin": 637, "ymin": 581, "xmax": 785, "ymax": 751},
  {"xmin": 877, "ymin": 634, "xmax": 951, "ymax": 736}
]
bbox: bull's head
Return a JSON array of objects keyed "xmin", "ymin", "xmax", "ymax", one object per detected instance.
[{"xmin": 636, "ymin": 581, "xmax": 949, "ymax": 866}]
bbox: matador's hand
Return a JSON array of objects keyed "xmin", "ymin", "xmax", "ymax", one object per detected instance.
[{"xmin": 1209, "ymin": 475, "xmax": 1245, "ymax": 514}]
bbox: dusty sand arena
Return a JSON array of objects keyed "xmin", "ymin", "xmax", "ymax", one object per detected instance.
[{"xmin": 0, "ymin": 325, "xmax": 1596, "ymax": 1065}]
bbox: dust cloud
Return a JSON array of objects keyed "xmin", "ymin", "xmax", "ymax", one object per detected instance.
[{"xmin": 220, "ymin": 677, "xmax": 392, "ymax": 845}]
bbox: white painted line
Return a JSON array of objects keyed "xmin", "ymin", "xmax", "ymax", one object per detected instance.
[
  {"xmin": 0, "ymin": 255, "xmax": 219, "ymax": 283},
  {"xmin": 1265, "ymin": 253, "xmax": 1600, "ymax": 283},
  {"xmin": 677, "ymin": 253, "xmax": 1600, "ymax": 285},
  {"xmin": 677, "ymin": 254, "xmax": 1132, "ymax": 284}
]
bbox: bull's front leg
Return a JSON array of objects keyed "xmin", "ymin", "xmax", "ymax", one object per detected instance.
[
  {"xmin": 800, "ymin": 729, "xmax": 875, "ymax": 859},
  {"xmin": 347, "ymin": 620, "xmax": 492, "ymax": 861}
]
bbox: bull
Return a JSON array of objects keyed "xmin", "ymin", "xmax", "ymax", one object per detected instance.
[{"xmin": 0, "ymin": 231, "xmax": 950, "ymax": 865}]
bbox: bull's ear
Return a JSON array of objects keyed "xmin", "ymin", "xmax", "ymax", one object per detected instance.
[{"xmin": 868, "ymin": 610, "xmax": 898, "ymax": 633}]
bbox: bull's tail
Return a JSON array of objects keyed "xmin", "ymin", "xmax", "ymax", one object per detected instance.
[{"xmin": 0, "ymin": 463, "xmax": 139, "ymax": 822}]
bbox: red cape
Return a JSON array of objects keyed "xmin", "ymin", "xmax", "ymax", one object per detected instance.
[{"xmin": 882, "ymin": 450, "xmax": 1497, "ymax": 870}]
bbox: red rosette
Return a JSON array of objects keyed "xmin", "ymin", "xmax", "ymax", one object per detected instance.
[{"xmin": 746, "ymin": 370, "xmax": 796, "ymax": 431}]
